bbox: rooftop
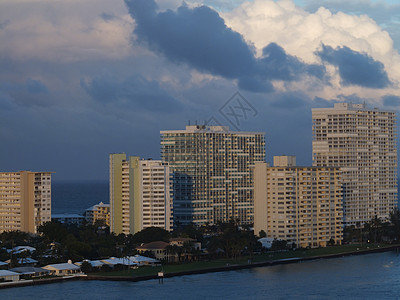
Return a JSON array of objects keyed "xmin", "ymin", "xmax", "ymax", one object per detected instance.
[
  {"xmin": 136, "ymin": 241, "xmax": 169, "ymax": 250},
  {"xmin": 43, "ymin": 263, "xmax": 80, "ymax": 271}
]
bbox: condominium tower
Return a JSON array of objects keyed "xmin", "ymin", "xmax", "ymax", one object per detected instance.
[
  {"xmin": 254, "ymin": 156, "xmax": 343, "ymax": 248},
  {"xmin": 312, "ymin": 103, "xmax": 397, "ymax": 225},
  {"xmin": 161, "ymin": 125, "xmax": 265, "ymax": 225},
  {"xmin": 0, "ymin": 171, "xmax": 52, "ymax": 233},
  {"xmin": 109, "ymin": 154, "xmax": 172, "ymax": 235}
]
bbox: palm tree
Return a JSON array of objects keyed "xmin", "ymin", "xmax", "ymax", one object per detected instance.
[
  {"xmin": 370, "ymin": 215, "xmax": 383, "ymax": 243},
  {"xmin": 389, "ymin": 208, "xmax": 400, "ymax": 242}
]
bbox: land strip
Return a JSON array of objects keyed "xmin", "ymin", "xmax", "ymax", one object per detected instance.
[{"xmin": 1, "ymin": 244, "xmax": 399, "ymax": 289}]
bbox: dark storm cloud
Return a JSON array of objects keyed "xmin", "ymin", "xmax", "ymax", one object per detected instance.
[
  {"xmin": 383, "ymin": 95, "xmax": 400, "ymax": 107},
  {"xmin": 81, "ymin": 73, "xmax": 181, "ymax": 112},
  {"xmin": 0, "ymin": 19, "xmax": 10, "ymax": 30},
  {"xmin": 316, "ymin": 45, "xmax": 390, "ymax": 88},
  {"xmin": 0, "ymin": 78, "xmax": 49, "ymax": 107},
  {"xmin": 124, "ymin": 0, "xmax": 325, "ymax": 93},
  {"xmin": 100, "ymin": 13, "xmax": 116, "ymax": 21},
  {"xmin": 269, "ymin": 91, "xmax": 309, "ymax": 109},
  {"xmin": 237, "ymin": 76, "xmax": 274, "ymax": 93},
  {"xmin": 313, "ymin": 96, "xmax": 338, "ymax": 108},
  {"xmin": 26, "ymin": 78, "xmax": 48, "ymax": 94},
  {"xmin": 259, "ymin": 43, "xmax": 325, "ymax": 81},
  {"xmin": 0, "ymin": 92, "xmax": 15, "ymax": 110}
]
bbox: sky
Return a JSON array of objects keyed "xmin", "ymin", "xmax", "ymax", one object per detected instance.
[{"xmin": 1, "ymin": 0, "xmax": 400, "ymax": 181}]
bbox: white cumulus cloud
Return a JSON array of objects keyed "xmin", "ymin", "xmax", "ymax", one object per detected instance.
[{"xmin": 223, "ymin": 0, "xmax": 400, "ymax": 102}]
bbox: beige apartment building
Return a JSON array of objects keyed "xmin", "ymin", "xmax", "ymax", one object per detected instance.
[
  {"xmin": 254, "ymin": 156, "xmax": 343, "ymax": 248},
  {"xmin": 161, "ymin": 125, "xmax": 265, "ymax": 225},
  {"xmin": 312, "ymin": 103, "xmax": 397, "ymax": 226},
  {"xmin": 85, "ymin": 202, "xmax": 110, "ymax": 226},
  {"xmin": 0, "ymin": 171, "xmax": 52, "ymax": 233},
  {"xmin": 109, "ymin": 154, "xmax": 172, "ymax": 235}
]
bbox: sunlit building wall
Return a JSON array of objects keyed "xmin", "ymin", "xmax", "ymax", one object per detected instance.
[
  {"xmin": 85, "ymin": 202, "xmax": 110, "ymax": 226},
  {"xmin": 161, "ymin": 125, "xmax": 265, "ymax": 225},
  {"xmin": 109, "ymin": 154, "xmax": 172, "ymax": 235},
  {"xmin": 312, "ymin": 103, "xmax": 397, "ymax": 226},
  {"xmin": 254, "ymin": 157, "xmax": 343, "ymax": 248},
  {"xmin": 0, "ymin": 171, "xmax": 52, "ymax": 233}
]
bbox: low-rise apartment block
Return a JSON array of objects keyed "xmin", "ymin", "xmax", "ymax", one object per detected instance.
[{"xmin": 85, "ymin": 202, "xmax": 110, "ymax": 226}]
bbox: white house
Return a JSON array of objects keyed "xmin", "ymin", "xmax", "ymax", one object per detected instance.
[
  {"xmin": 0, "ymin": 270, "xmax": 20, "ymax": 282},
  {"xmin": 42, "ymin": 262, "xmax": 81, "ymax": 276}
]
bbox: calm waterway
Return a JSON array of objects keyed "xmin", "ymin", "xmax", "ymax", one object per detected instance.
[{"xmin": 3, "ymin": 251, "xmax": 400, "ymax": 299}]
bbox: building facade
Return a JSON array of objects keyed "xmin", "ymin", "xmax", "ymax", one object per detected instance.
[
  {"xmin": 254, "ymin": 157, "xmax": 343, "ymax": 248},
  {"xmin": 0, "ymin": 171, "xmax": 52, "ymax": 233},
  {"xmin": 109, "ymin": 154, "xmax": 172, "ymax": 235},
  {"xmin": 85, "ymin": 202, "xmax": 110, "ymax": 226},
  {"xmin": 312, "ymin": 103, "xmax": 397, "ymax": 226},
  {"xmin": 52, "ymin": 214, "xmax": 85, "ymax": 226},
  {"xmin": 161, "ymin": 125, "xmax": 265, "ymax": 225}
]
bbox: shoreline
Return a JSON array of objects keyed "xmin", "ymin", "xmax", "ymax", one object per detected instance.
[
  {"xmin": 86, "ymin": 244, "xmax": 400, "ymax": 282},
  {"xmin": 0, "ymin": 275, "xmax": 81, "ymax": 289},
  {"xmin": 1, "ymin": 244, "xmax": 399, "ymax": 289}
]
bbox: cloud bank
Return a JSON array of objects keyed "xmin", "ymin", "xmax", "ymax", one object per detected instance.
[
  {"xmin": 1, "ymin": 0, "xmax": 400, "ymax": 180},
  {"xmin": 223, "ymin": 0, "xmax": 400, "ymax": 101},
  {"xmin": 125, "ymin": 0, "xmax": 325, "ymax": 93}
]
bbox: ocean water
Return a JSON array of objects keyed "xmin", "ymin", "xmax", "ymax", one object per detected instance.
[
  {"xmin": 51, "ymin": 181, "xmax": 108, "ymax": 215},
  {"xmin": 3, "ymin": 251, "xmax": 400, "ymax": 299},
  {"xmin": 51, "ymin": 181, "xmax": 400, "ymax": 215}
]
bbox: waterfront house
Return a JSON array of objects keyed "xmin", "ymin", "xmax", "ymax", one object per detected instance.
[
  {"xmin": 0, "ymin": 270, "xmax": 20, "ymax": 282},
  {"xmin": 127, "ymin": 255, "xmax": 160, "ymax": 266},
  {"xmin": 43, "ymin": 262, "xmax": 81, "ymax": 276},
  {"xmin": 101, "ymin": 257, "xmax": 137, "ymax": 268},
  {"xmin": 75, "ymin": 259, "xmax": 105, "ymax": 269},
  {"xmin": 10, "ymin": 267, "xmax": 50, "ymax": 279}
]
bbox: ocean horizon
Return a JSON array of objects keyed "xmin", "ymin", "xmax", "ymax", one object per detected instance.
[
  {"xmin": 51, "ymin": 180, "xmax": 400, "ymax": 216},
  {"xmin": 51, "ymin": 180, "xmax": 108, "ymax": 215}
]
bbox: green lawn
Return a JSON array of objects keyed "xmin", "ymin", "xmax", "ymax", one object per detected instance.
[{"xmin": 89, "ymin": 243, "xmax": 397, "ymax": 278}]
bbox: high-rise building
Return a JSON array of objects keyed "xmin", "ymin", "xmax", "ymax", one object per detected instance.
[
  {"xmin": 161, "ymin": 125, "xmax": 265, "ymax": 225},
  {"xmin": 312, "ymin": 103, "xmax": 397, "ymax": 226},
  {"xmin": 109, "ymin": 154, "xmax": 172, "ymax": 235},
  {"xmin": 0, "ymin": 171, "xmax": 52, "ymax": 233},
  {"xmin": 254, "ymin": 156, "xmax": 343, "ymax": 248}
]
